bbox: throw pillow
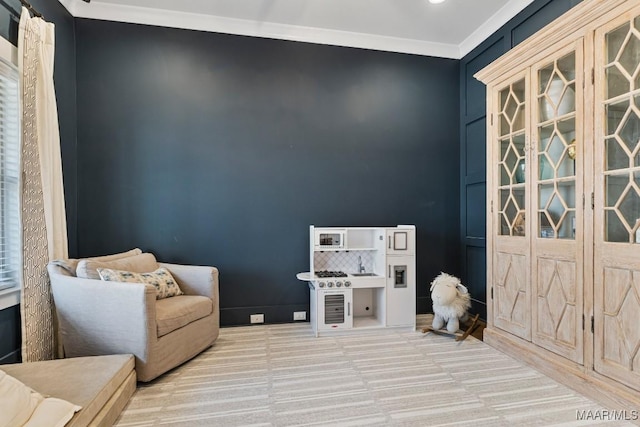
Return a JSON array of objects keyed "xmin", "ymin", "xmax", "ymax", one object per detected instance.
[
  {"xmin": 97, "ymin": 267, "xmax": 184, "ymax": 299},
  {"xmin": 50, "ymin": 259, "xmax": 79, "ymax": 276},
  {"xmin": 76, "ymin": 253, "xmax": 158, "ymax": 280},
  {"xmin": 88, "ymin": 248, "xmax": 142, "ymax": 262}
]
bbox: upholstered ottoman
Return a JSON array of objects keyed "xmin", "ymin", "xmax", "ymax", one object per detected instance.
[{"xmin": 2, "ymin": 354, "xmax": 135, "ymax": 426}]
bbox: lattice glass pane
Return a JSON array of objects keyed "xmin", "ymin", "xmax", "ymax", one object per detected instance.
[
  {"xmin": 539, "ymin": 117, "xmax": 575, "ymax": 179},
  {"xmin": 505, "ymin": 94, "xmax": 518, "ymax": 122},
  {"xmin": 604, "ymin": 19, "xmax": 640, "ymax": 244},
  {"xmin": 558, "ymin": 210, "xmax": 576, "ymax": 239},
  {"xmin": 500, "ymin": 215, "xmax": 510, "ymax": 235},
  {"xmin": 540, "ymin": 212, "xmax": 554, "ymax": 238},
  {"xmin": 505, "ymin": 144, "xmax": 518, "ymax": 177},
  {"xmin": 618, "ymin": 186, "xmax": 640, "ymax": 227},
  {"xmin": 500, "ymin": 164, "xmax": 510, "ymax": 186},
  {"xmin": 499, "ymin": 90, "xmax": 509, "ymax": 136},
  {"xmin": 560, "ymin": 180, "xmax": 576, "ymax": 209},
  {"xmin": 539, "ymin": 53, "xmax": 576, "ymax": 122},
  {"xmin": 606, "ymin": 99, "xmax": 628, "ymax": 135},
  {"xmin": 557, "ymin": 53, "xmax": 576, "ymax": 80},
  {"xmin": 512, "ymin": 80, "xmax": 526, "ymax": 132},
  {"xmin": 512, "ymin": 79, "xmax": 525, "ymax": 102},
  {"xmin": 505, "ymin": 196, "xmax": 518, "ymax": 223},
  {"xmin": 539, "ymin": 123, "xmax": 553, "ymax": 148},
  {"xmin": 513, "ymin": 106, "xmax": 525, "ymax": 132},
  {"xmin": 607, "ymin": 65, "xmax": 630, "ymax": 99},
  {"xmin": 499, "ymin": 82, "xmax": 526, "ymax": 135},
  {"xmin": 500, "ymin": 189, "xmax": 509, "ymax": 207},
  {"xmin": 619, "ymin": 109, "xmax": 640, "ymax": 152},
  {"xmin": 606, "ymin": 174, "xmax": 627, "ymax": 207},
  {"xmin": 500, "ymin": 113, "xmax": 510, "ymax": 136},
  {"xmin": 548, "ymin": 192, "xmax": 567, "ymax": 227},
  {"xmin": 607, "ymin": 23, "xmax": 629, "ymax": 64},
  {"xmin": 538, "ymin": 182, "xmax": 574, "ymax": 240},
  {"xmin": 606, "ymin": 137, "xmax": 630, "ymax": 171},
  {"xmin": 500, "ymin": 88, "xmax": 509, "ymax": 105},
  {"xmin": 497, "ymin": 79, "xmax": 526, "ymax": 237},
  {"xmin": 500, "ymin": 190, "xmax": 511, "ymax": 236},
  {"xmin": 605, "ymin": 172, "xmax": 640, "ymax": 243},
  {"xmin": 539, "ymin": 154, "xmax": 553, "ymax": 180},
  {"xmin": 539, "ymin": 67, "xmax": 553, "ymax": 94},
  {"xmin": 547, "ymin": 133, "xmax": 565, "ymax": 166},
  {"xmin": 539, "ymin": 183, "xmax": 554, "ymax": 210},
  {"xmin": 500, "ymin": 138, "xmax": 510, "ymax": 159},
  {"xmin": 503, "ymin": 189, "xmax": 527, "ymax": 237},
  {"xmin": 513, "ymin": 133, "xmax": 526, "ymax": 153},
  {"xmin": 606, "ymin": 210, "xmax": 628, "ymax": 242},
  {"xmin": 557, "ymin": 152, "xmax": 575, "ymax": 178},
  {"xmin": 619, "ymin": 32, "xmax": 640, "ymax": 76},
  {"xmin": 559, "ymin": 83, "xmax": 576, "ymax": 116}
]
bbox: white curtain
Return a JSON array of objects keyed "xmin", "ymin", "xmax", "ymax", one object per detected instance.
[{"xmin": 18, "ymin": 7, "xmax": 68, "ymax": 362}]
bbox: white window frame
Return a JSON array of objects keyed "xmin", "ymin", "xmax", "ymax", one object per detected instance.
[{"xmin": 0, "ymin": 35, "xmax": 20, "ymax": 310}]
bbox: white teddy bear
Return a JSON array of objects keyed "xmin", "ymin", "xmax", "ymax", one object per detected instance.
[{"xmin": 430, "ymin": 272, "xmax": 471, "ymax": 333}]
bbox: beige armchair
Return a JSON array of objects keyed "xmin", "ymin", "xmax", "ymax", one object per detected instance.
[{"xmin": 48, "ymin": 249, "xmax": 219, "ymax": 382}]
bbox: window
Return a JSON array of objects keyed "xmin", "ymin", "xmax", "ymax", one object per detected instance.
[{"xmin": 0, "ymin": 48, "xmax": 19, "ymax": 293}]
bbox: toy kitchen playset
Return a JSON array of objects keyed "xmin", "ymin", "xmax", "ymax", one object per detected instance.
[{"xmin": 297, "ymin": 225, "xmax": 416, "ymax": 337}]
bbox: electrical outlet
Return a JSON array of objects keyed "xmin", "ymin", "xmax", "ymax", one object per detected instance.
[
  {"xmin": 293, "ymin": 311, "xmax": 306, "ymax": 321},
  {"xmin": 250, "ymin": 314, "xmax": 264, "ymax": 324}
]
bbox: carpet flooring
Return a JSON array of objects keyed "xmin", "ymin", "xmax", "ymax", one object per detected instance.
[{"xmin": 114, "ymin": 317, "xmax": 634, "ymax": 426}]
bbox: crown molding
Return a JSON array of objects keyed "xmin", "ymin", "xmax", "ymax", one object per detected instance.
[
  {"xmin": 58, "ymin": 0, "xmax": 537, "ymax": 59},
  {"xmin": 459, "ymin": 0, "xmax": 536, "ymax": 58}
]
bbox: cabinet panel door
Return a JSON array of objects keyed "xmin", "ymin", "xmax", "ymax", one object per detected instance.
[
  {"xmin": 386, "ymin": 230, "xmax": 415, "ymax": 256},
  {"xmin": 490, "ymin": 72, "xmax": 532, "ymax": 340},
  {"xmin": 386, "ymin": 256, "xmax": 416, "ymax": 327},
  {"xmin": 531, "ymin": 41, "xmax": 585, "ymax": 364},
  {"xmin": 593, "ymin": 7, "xmax": 640, "ymax": 391}
]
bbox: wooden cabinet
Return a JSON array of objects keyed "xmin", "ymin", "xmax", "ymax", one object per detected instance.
[{"xmin": 476, "ymin": 0, "xmax": 640, "ymax": 409}]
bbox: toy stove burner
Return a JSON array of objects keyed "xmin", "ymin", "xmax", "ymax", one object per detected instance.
[{"xmin": 315, "ymin": 270, "xmax": 348, "ymax": 278}]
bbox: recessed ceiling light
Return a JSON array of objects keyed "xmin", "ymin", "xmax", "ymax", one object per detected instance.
[{"xmin": 429, "ymin": 0, "xmax": 446, "ymax": 4}]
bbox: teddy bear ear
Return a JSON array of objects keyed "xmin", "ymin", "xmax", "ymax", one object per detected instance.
[
  {"xmin": 430, "ymin": 281, "xmax": 436, "ymax": 291},
  {"xmin": 456, "ymin": 283, "xmax": 469, "ymax": 294}
]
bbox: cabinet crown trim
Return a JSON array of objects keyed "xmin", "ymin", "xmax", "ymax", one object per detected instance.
[{"xmin": 475, "ymin": 0, "xmax": 635, "ymax": 84}]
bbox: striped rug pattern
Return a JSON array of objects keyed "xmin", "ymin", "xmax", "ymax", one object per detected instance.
[{"xmin": 115, "ymin": 317, "xmax": 632, "ymax": 426}]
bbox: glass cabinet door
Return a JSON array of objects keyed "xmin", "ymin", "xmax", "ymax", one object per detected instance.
[
  {"xmin": 492, "ymin": 74, "xmax": 531, "ymax": 341},
  {"xmin": 497, "ymin": 79, "xmax": 527, "ymax": 237},
  {"xmin": 594, "ymin": 11, "xmax": 640, "ymax": 392},
  {"xmin": 603, "ymin": 18, "xmax": 640, "ymax": 243},
  {"xmin": 531, "ymin": 41, "xmax": 584, "ymax": 365},
  {"xmin": 536, "ymin": 52, "xmax": 577, "ymax": 240}
]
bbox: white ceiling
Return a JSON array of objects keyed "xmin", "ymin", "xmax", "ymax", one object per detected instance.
[{"xmin": 58, "ymin": 0, "xmax": 536, "ymax": 58}]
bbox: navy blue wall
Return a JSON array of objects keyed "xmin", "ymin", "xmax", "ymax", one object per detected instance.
[
  {"xmin": 75, "ymin": 20, "xmax": 460, "ymax": 325},
  {"xmin": 0, "ymin": 0, "xmax": 586, "ymax": 357},
  {"xmin": 0, "ymin": 0, "xmax": 76, "ymax": 364},
  {"xmin": 459, "ymin": 0, "xmax": 582, "ymax": 320}
]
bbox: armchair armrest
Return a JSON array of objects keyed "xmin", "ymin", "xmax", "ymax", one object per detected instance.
[
  {"xmin": 49, "ymin": 272, "xmax": 157, "ymax": 361},
  {"xmin": 158, "ymin": 263, "xmax": 218, "ymax": 300}
]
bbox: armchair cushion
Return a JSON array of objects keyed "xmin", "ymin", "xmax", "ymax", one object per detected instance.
[
  {"xmin": 77, "ymin": 252, "xmax": 157, "ymax": 280},
  {"xmin": 155, "ymin": 295, "xmax": 213, "ymax": 337},
  {"xmin": 97, "ymin": 267, "xmax": 183, "ymax": 299}
]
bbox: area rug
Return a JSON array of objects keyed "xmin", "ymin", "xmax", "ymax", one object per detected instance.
[{"xmin": 114, "ymin": 317, "xmax": 633, "ymax": 426}]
